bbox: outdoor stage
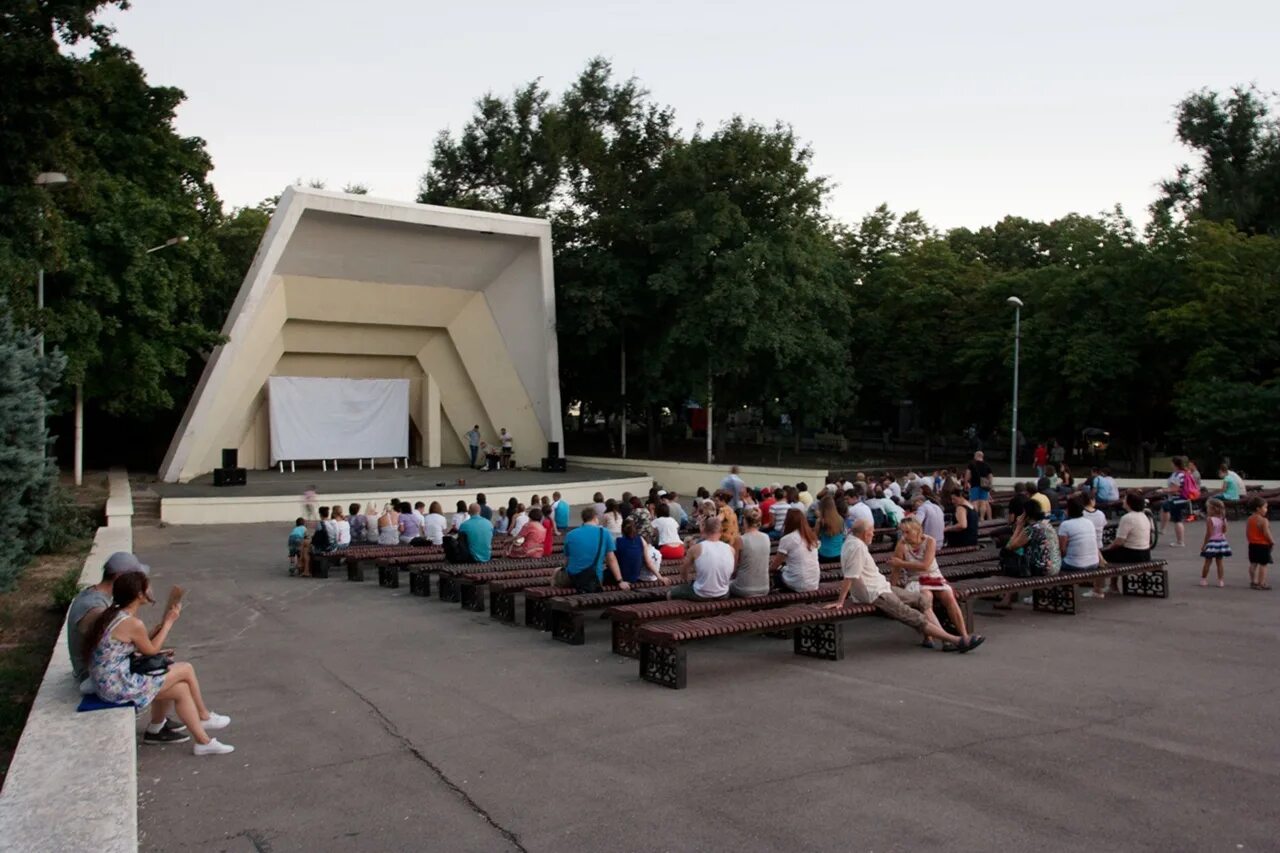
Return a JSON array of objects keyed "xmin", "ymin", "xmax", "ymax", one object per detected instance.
[{"xmin": 153, "ymin": 464, "xmax": 653, "ymax": 525}]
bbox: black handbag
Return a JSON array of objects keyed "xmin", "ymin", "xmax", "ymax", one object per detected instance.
[
  {"xmin": 999, "ymin": 548, "xmax": 1032, "ymax": 578},
  {"xmin": 130, "ymin": 653, "xmax": 171, "ymax": 676}
]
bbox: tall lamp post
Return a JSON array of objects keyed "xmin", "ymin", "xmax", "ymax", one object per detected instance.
[
  {"xmin": 1007, "ymin": 296, "xmax": 1023, "ymax": 479},
  {"xmin": 71, "ymin": 233, "xmax": 189, "ymax": 486},
  {"xmin": 33, "ymin": 172, "xmax": 70, "ymax": 355}
]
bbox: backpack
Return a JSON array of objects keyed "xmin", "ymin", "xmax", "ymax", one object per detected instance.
[
  {"xmin": 443, "ymin": 532, "xmax": 471, "ymax": 564},
  {"xmin": 1180, "ymin": 472, "xmax": 1200, "ymax": 501}
]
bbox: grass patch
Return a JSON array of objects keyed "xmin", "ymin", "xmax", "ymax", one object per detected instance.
[{"xmin": 0, "ymin": 541, "xmax": 91, "ymax": 789}]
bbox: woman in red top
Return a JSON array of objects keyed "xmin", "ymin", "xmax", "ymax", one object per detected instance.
[
  {"xmin": 507, "ymin": 507, "xmax": 547, "ymax": 558},
  {"xmin": 540, "ymin": 505, "xmax": 556, "ymax": 556}
]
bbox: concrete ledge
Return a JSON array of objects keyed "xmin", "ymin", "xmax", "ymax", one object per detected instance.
[
  {"xmin": 105, "ymin": 468, "xmax": 133, "ymax": 528},
  {"xmin": 160, "ymin": 474, "xmax": 654, "ymax": 524},
  {"xmin": 0, "ymin": 478, "xmax": 137, "ymax": 851}
]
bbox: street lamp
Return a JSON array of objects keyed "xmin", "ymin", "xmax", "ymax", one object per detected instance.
[
  {"xmin": 146, "ymin": 235, "xmax": 189, "ymax": 253},
  {"xmin": 1007, "ymin": 296, "xmax": 1023, "ymax": 479},
  {"xmin": 33, "ymin": 172, "xmax": 71, "ymax": 356}
]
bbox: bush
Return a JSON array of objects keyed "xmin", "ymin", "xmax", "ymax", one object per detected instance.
[
  {"xmin": 38, "ymin": 485, "xmax": 93, "ymax": 556},
  {"xmin": 50, "ymin": 567, "xmax": 83, "ymax": 612}
]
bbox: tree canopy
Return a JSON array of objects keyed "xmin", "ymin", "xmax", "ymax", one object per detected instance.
[{"xmin": 422, "ymin": 65, "xmax": 1280, "ymax": 472}]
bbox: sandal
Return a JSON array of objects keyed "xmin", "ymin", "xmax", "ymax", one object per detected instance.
[
  {"xmin": 921, "ymin": 639, "xmax": 936, "ymax": 650},
  {"xmin": 957, "ymin": 635, "xmax": 986, "ymax": 654},
  {"xmin": 1257, "ymin": 584, "xmax": 1272, "ymax": 591}
]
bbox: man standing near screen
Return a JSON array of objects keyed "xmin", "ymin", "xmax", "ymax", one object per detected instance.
[{"xmin": 465, "ymin": 425, "xmax": 482, "ymax": 468}]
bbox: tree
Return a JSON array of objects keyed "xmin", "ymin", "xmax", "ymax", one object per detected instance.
[
  {"xmin": 1154, "ymin": 85, "xmax": 1280, "ymax": 236},
  {"xmin": 0, "ymin": 298, "xmax": 67, "ymax": 589}
]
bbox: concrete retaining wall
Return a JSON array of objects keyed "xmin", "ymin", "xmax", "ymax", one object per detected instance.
[
  {"xmin": 567, "ymin": 456, "xmax": 830, "ymax": 498},
  {"xmin": 0, "ymin": 469, "xmax": 136, "ymax": 851},
  {"xmin": 160, "ymin": 474, "xmax": 654, "ymax": 525}
]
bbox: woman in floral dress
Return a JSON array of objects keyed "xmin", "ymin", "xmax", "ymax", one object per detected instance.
[{"xmin": 85, "ymin": 572, "xmax": 236, "ymax": 756}]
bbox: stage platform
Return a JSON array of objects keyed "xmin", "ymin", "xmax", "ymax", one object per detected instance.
[{"xmin": 155, "ymin": 465, "xmax": 653, "ymax": 525}]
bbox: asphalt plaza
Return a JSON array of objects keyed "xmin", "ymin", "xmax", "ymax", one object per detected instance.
[{"xmin": 134, "ymin": 520, "xmax": 1280, "ymax": 852}]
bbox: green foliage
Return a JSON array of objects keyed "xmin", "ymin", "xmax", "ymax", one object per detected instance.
[
  {"xmin": 1154, "ymin": 85, "xmax": 1280, "ymax": 236},
  {"xmin": 51, "ymin": 567, "xmax": 85, "ymax": 611},
  {"xmin": 0, "ymin": 298, "xmax": 67, "ymax": 591},
  {"xmin": 420, "ymin": 70, "xmax": 1280, "ymax": 470}
]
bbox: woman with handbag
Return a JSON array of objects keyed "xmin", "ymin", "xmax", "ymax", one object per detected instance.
[
  {"xmin": 83, "ymin": 572, "xmax": 234, "ymax": 756},
  {"xmin": 995, "ymin": 501, "xmax": 1062, "ymax": 608}
]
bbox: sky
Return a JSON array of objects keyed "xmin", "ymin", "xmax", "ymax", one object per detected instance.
[{"xmin": 96, "ymin": 0, "xmax": 1279, "ymax": 232}]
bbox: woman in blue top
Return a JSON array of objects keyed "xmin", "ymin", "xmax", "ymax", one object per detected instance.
[
  {"xmin": 815, "ymin": 496, "xmax": 846, "ymax": 560},
  {"xmin": 614, "ymin": 518, "xmax": 661, "ymax": 582}
]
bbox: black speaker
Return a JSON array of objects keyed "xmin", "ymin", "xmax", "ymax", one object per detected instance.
[
  {"xmin": 540, "ymin": 456, "xmax": 566, "ymax": 473},
  {"xmin": 213, "ymin": 467, "xmax": 247, "ymax": 487},
  {"xmin": 222, "ymin": 448, "xmax": 238, "ymax": 469},
  {"xmin": 547, "ymin": 441, "xmax": 560, "ymax": 459}
]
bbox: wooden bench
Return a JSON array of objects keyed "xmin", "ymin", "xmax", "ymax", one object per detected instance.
[
  {"xmin": 949, "ymin": 559, "xmax": 1169, "ymax": 628},
  {"xmin": 545, "ymin": 554, "xmax": 1001, "ymax": 646},
  {"xmin": 636, "ymin": 601, "xmax": 880, "ymax": 688},
  {"xmin": 598, "ymin": 556, "xmax": 1001, "ymax": 655},
  {"xmin": 631, "ymin": 558, "xmax": 1166, "ymax": 689}
]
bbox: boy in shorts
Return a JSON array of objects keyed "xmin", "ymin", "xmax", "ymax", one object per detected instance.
[
  {"xmin": 288, "ymin": 517, "xmax": 307, "ymax": 575},
  {"xmin": 1246, "ymin": 497, "xmax": 1273, "ymax": 590}
]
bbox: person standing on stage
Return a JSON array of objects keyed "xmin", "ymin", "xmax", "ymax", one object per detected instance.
[
  {"xmin": 500, "ymin": 428, "xmax": 514, "ymax": 468},
  {"xmin": 465, "ymin": 425, "xmax": 482, "ymax": 469}
]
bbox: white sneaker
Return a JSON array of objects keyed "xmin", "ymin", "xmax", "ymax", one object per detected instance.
[
  {"xmin": 202, "ymin": 712, "xmax": 231, "ymax": 730},
  {"xmin": 193, "ymin": 738, "xmax": 234, "ymax": 756}
]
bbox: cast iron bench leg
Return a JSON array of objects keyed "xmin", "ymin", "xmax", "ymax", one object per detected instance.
[
  {"xmin": 793, "ymin": 622, "xmax": 844, "ymax": 661},
  {"xmin": 640, "ymin": 642, "xmax": 687, "ymax": 689},
  {"xmin": 387, "ymin": 567, "xmax": 399, "ymax": 589},
  {"xmin": 491, "ymin": 590, "xmax": 516, "ymax": 623},
  {"xmin": 460, "ymin": 581, "xmax": 485, "ymax": 612},
  {"xmin": 612, "ymin": 621, "xmax": 639, "ymax": 658},
  {"xmin": 438, "ymin": 576, "xmax": 457, "ymax": 601},
  {"xmin": 525, "ymin": 598, "xmax": 548, "ymax": 630},
  {"xmin": 347, "ymin": 560, "xmax": 364, "ymax": 582},
  {"xmin": 312, "ymin": 557, "xmax": 330, "ymax": 579},
  {"xmin": 551, "ymin": 610, "xmax": 585, "ymax": 645},
  {"xmin": 1032, "ymin": 583, "xmax": 1076, "ymax": 614},
  {"xmin": 1121, "ymin": 568, "xmax": 1168, "ymax": 598}
]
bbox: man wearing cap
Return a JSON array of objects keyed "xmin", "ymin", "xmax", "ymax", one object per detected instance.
[{"xmin": 65, "ymin": 552, "xmax": 188, "ymax": 744}]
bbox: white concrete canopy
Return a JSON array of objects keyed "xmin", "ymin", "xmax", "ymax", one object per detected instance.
[{"xmin": 161, "ymin": 187, "xmax": 563, "ymax": 482}]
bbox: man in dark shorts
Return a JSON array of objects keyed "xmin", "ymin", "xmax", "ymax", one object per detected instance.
[{"xmin": 967, "ymin": 451, "xmax": 994, "ymax": 521}]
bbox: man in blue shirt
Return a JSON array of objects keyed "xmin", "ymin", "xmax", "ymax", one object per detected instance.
[
  {"xmin": 458, "ymin": 503, "xmax": 494, "ymax": 562},
  {"xmin": 557, "ymin": 507, "xmax": 627, "ymax": 593},
  {"xmin": 551, "ymin": 491, "xmax": 570, "ymax": 530},
  {"xmin": 720, "ymin": 466, "xmax": 746, "ymax": 510}
]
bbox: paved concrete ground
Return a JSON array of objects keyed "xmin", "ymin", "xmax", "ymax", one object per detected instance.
[{"xmin": 133, "ymin": 521, "xmax": 1280, "ymax": 852}]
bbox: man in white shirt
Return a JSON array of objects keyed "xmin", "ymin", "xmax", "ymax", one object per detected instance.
[
  {"xmin": 845, "ymin": 489, "xmax": 874, "ymax": 530},
  {"xmin": 827, "ymin": 520, "xmax": 982, "ymax": 651},
  {"xmin": 465, "ymin": 425, "xmax": 482, "ymax": 468}
]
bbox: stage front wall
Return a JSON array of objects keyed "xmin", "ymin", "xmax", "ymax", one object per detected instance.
[{"xmin": 268, "ymin": 376, "xmax": 409, "ymax": 463}]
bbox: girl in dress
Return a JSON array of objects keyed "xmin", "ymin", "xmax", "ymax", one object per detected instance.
[
  {"xmin": 1199, "ymin": 498, "xmax": 1231, "ymax": 588},
  {"xmin": 85, "ymin": 572, "xmax": 234, "ymax": 755}
]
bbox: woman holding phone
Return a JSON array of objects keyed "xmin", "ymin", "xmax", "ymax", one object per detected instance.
[{"xmin": 84, "ymin": 572, "xmax": 235, "ymax": 756}]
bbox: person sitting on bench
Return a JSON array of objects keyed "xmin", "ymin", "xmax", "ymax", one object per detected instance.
[
  {"xmin": 888, "ymin": 518, "xmax": 976, "ymax": 649},
  {"xmin": 554, "ymin": 507, "xmax": 629, "ymax": 593},
  {"xmin": 668, "ymin": 516, "xmax": 734, "ymax": 601},
  {"xmin": 616, "ymin": 518, "xmax": 662, "ymax": 583},
  {"xmin": 944, "ymin": 491, "xmax": 980, "ymax": 547},
  {"xmin": 458, "ymin": 503, "xmax": 494, "ymax": 563},
  {"xmin": 827, "ymin": 519, "xmax": 984, "ymax": 652},
  {"xmin": 732, "ymin": 508, "xmax": 771, "ymax": 598},
  {"xmin": 505, "ymin": 506, "xmax": 547, "ymax": 558},
  {"xmin": 770, "ymin": 508, "xmax": 821, "ymax": 592},
  {"xmin": 1104, "ymin": 492, "xmax": 1153, "ymax": 564}
]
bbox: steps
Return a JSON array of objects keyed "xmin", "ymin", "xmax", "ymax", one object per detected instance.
[{"xmin": 133, "ymin": 490, "xmax": 161, "ymax": 525}]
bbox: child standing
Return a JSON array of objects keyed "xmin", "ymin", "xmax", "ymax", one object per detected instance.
[
  {"xmin": 1246, "ymin": 496, "xmax": 1274, "ymax": 590},
  {"xmin": 1199, "ymin": 499, "xmax": 1230, "ymax": 587},
  {"xmin": 287, "ymin": 517, "xmax": 307, "ymax": 575}
]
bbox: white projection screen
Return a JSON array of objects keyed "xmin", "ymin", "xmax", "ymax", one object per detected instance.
[{"xmin": 268, "ymin": 376, "xmax": 410, "ymax": 463}]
